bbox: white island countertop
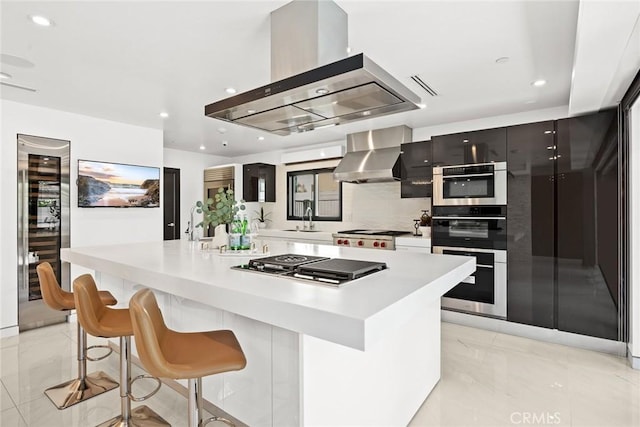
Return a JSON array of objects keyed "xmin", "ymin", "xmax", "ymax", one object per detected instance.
[{"xmin": 62, "ymin": 239, "xmax": 473, "ymax": 351}]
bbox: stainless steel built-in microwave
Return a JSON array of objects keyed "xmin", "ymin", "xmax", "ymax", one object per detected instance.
[{"xmin": 433, "ymin": 162, "xmax": 507, "ymax": 206}]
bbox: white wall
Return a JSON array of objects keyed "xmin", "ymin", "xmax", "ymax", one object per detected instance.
[
  {"xmin": 412, "ymin": 106, "xmax": 569, "ymax": 141},
  {"xmin": 630, "ymin": 98, "xmax": 640, "ymax": 362},
  {"xmin": 1, "ymin": 100, "xmax": 163, "ymax": 333},
  {"xmin": 163, "ymin": 148, "xmax": 231, "ymax": 239}
]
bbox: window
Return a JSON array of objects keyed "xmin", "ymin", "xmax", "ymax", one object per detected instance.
[{"xmin": 287, "ymin": 168, "xmax": 342, "ymax": 221}]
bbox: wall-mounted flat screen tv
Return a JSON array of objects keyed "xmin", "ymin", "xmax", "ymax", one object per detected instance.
[{"xmin": 78, "ymin": 160, "xmax": 160, "ymax": 208}]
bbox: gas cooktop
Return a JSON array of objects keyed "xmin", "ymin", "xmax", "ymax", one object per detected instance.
[{"xmin": 232, "ymin": 253, "xmax": 387, "ymax": 287}]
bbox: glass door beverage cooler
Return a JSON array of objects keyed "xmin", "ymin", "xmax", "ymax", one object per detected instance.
[{"xmin": 17, "ymin": 134, "xmax": 70, "ymax": 331}]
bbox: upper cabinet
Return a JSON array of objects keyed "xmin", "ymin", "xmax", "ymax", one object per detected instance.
[
  {"xmin": 432, "ymin": 127, "xmax": 507, "ymax": 166},
  {"xmin": 243, "ymin": 163, "xmax": 276, "ymax": 202},
  {"xmin": 400, "ymin": 140, "xmax": 432, "ymax": 198}
]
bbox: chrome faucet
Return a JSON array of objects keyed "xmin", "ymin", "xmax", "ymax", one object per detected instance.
[
  {"xmin": 303, "ymin": 206, "xmax": 314, "ymax": 230},
  {"xmin": 185, "ymin": 206, "xmax": 196, "ymax": 241}
]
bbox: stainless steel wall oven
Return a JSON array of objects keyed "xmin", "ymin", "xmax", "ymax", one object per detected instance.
[
  {"xmin": 433, "ymin": 162, "xmax": 506, "ymax": 206},
  {"xmin": 432, "ymin": 205, "xmax": 507, "ymax": 318}
]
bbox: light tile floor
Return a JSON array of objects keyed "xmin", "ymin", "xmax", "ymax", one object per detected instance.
[{"xmin": 1, "ymin": 321, "xmax": 639, "ymax": 426}]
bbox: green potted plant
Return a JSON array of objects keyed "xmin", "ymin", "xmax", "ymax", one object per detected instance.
[
  {"xmin": 195, "ymin": 188, "xmax": 245, "ymax": 235},
  {"xmin": 254, "ymin": 206, "xmax": 272, "ymax": 229}
]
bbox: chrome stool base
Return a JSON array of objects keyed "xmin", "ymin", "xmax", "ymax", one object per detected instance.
[
  {"xmin": 44, "ymin": 371, "xmax": 119, "ymax": 410},
  {"xmin": 97, "ymin": 405, "xmax": 170, "ymax": 427},
  {"xmin": 202, "ymin": 415, "xmax": 235, "ymax": 427}
]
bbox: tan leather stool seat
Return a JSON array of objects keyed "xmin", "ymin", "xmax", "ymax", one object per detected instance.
[
  {"xmin": 130, "ymin": 288, "xmax": 246, "ymax": 427},
  {"xmin": 38, "ymin": 262, "xmax": 117, "ymax": 311},
  {"xmin": 73, "ymin": 275, "xmax": 133, "ymax": 338},
  {"xmin": 36, "ymin": 262, "xmax": 119, "ymax": 410},
  {"xmin": 74, "ymin": 275, "xmax": 169, "ymax": 427},
  {"xmin": 158, "ymin": 330, "xmax": 245, "ymax": 379}
]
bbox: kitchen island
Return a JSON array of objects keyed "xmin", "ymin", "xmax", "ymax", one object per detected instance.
[{"xmin": 61, "ymin": 239, "xmax": 474, "ymax": 426}]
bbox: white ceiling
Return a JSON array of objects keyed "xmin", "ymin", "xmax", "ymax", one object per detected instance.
[{"xmin": 1, "ymin": 1, "xmax": 638, "ymax": 157}]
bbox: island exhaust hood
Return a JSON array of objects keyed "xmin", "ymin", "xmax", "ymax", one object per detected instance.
[
  {"xmin": 333, "ymin": 125, "xmax": 412, "ymax": 183},
  {"xmin": 204, "ymin": 0, "xmax": 421, "ymax": 136}
]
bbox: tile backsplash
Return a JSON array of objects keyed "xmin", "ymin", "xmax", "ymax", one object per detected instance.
[{"xmin": 244, "ymin": 160, "xmax": 431, "ymax": 234}]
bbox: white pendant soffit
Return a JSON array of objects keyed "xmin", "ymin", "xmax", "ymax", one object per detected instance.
[{"xmin": 569, "ymin": 0, "xmax": 640, "ymax": 115}]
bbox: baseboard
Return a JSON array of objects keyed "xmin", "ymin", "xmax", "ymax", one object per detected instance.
[
  {"xmin": 442, "ymin": 310, "xmax": 627, "ymax": 357},
  {"xmin": 627, "ymin": 344, "xmax": 640, "ymax": 370},
  {"xmin": 0, "ymin": 326, "xmax": 19, "ymax": 338},
  {"xmin": 107, "ymin": 342, "xmax": 247, "ymax": 427}
]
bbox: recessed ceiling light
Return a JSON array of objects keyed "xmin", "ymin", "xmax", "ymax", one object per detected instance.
[
  {"xmin": 225, "ymin": 87, "xmax": 236, "ymax": 94},
  {"xmin": 257, "ymin": 136, "xmax": 265, "ymax": 141},
  {"xmin": 316, "ymin": 88, "xmax": 329, "ymax": 95},
  {"xmin": 247, "ymin": 109, "xmax": 256, "ymax": 114},
  {"xmin": 362, "ymin": 111, "xmax": 371, "ymax": 116},
  {"xmin": 29, "ymin": 15, "xmax": 53, "ymax": 27},
  {"xmin": 495, "ymin": 57, "xmax": 510, "ymax": 64},
  {"xmin": 159, "ymin": 112, "xmax": 169, "ymax": 118},
  {"xmin": 532, "ymin": 79, "xmax": 547, "ymax": 87},
  {"xmin": 217, "ymin": 127, "xmax": 227, "ymax": 134},
  {"xmin": 199, "ymin": 145, "xmax": 206, "ymax": 150},
  {"xmin": 417, "ymin": 103, "xmax": 426, "ymax": 109}
]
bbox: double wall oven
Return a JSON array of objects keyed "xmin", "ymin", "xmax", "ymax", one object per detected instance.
[{"xmin": 432, "ymin": 162, "xmax": 507, "ymax": 318}]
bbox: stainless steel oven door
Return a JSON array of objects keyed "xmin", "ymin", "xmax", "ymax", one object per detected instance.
[
  {"xmin": 433, "ymin": 162, "xmax": 507, "ymax": 206},
  {"xmin": 431, "ymin": 215, "xmax": 507, "ymax": 250},
  {"xmin": 434, "ymin": 246, "xmax": 506, "ymax": 318}
]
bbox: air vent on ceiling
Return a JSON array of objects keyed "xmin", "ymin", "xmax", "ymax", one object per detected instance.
[
  {"xmin": 410, "ymin": 75, "xmax": 438, "ymax": 97},
  {"xmin": 0, "ymin": 82, "xmax": 36, "ymax": 92}
]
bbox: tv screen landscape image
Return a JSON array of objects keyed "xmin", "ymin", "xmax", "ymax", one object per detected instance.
[{"xmin": 78, "ymin": 160, "xmax": 160, "ymax": 207}]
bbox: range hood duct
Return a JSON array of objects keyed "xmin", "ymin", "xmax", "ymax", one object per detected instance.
[
  {"xmin": 333, "ymin": 125, "xmax": 412, "ymax": 183},
  {"xmin": 204, "ymin": 0, "xmax": 421, "ymax": 136}
]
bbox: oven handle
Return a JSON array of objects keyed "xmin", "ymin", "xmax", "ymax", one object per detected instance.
[
  {"xmin": 443, "ymin": 172, "xmax": 494, "ymax": 179},
  {"xmin": 432, "ymin": 216, "xmax": 506, "ymax": 220}
]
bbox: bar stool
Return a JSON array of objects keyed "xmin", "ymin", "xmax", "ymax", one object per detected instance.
[
  {"xmin": 73, "ymin": 275, "xmax": 169, "ymax": 427},
  {"xmin": 129, "ymin": 288, "xmax": 247, "ymax": 427},
  {"xmin": 36, "ymin": 262, "xmax": 119, "ymax": 409}
]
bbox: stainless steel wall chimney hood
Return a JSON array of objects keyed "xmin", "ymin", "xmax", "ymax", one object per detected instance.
[
  {"xmin": 333, "ymin": 125, "xmax": 412, "ymax": 183},
  {"xmin": 204, "ymin": 0, "xmax": 421, "ymax": 136}
]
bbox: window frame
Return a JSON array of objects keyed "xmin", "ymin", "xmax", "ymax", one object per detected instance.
[{"xmin": 286, "ymin": 167, "xmax": 343, "ymax": 221}]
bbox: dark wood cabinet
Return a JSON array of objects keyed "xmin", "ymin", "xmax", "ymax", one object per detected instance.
[
  {"xmin": 506, "ymin": 120, "xmax": 555, "ymax": 329},
  {"xmin": 432, "ymin": 127, "xmax": 507, "ymax": 166},
  {"xmin": 400, "ymin": 140, "xmax": 432, "ymax": 198},
  {"xmin": 243, "ymin": 163, "xmax": 276, "ymax": 202}
]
